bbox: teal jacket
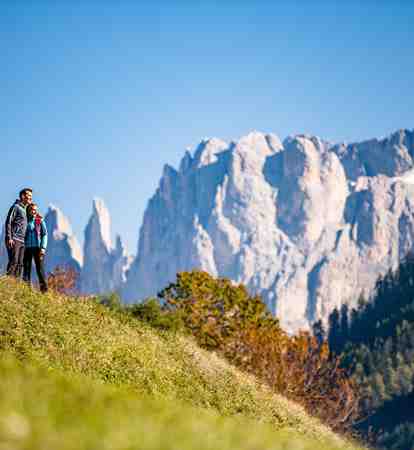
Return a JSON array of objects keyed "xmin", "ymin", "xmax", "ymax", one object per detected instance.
[{"xmin": 25, "ymin": 215, "xmax": 48, "ymax": 250}]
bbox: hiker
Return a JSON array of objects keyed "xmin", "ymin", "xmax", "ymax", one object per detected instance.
[
  {"xmin": 23, "ymin": 203, "xmax": 48, "ymax": 293},
  {"xmin": 4, "ymin": 188, "xmax": 32, "ymax": 278}
]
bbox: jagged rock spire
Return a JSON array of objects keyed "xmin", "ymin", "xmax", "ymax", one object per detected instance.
[
  {"xmin": 45, "ymin": 205, "xmax": 83, "ymax": 273},
  {"xmin": 81, "ymin": 198, "xmax": 130, "ymax": 295}
]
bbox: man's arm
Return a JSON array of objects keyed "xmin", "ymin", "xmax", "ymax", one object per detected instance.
[{"xmin": 5, "ymin": 205, "xmax": 16, "ymax": 244}]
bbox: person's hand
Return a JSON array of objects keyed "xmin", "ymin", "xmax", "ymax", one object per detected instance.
[
  {"xmin": 40, "ymin": 249, "xmax": 46, "ymax": 259},
  {"xmin": 7, "ymin": 239, "xmax": 14, "ymax": 249}
]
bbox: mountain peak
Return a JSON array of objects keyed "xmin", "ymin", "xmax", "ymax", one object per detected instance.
[
  {"xmin": 193, "ymin": 138, "xmax": 228, "ymax": 168},
  {"xmin": 44, "ymin": 205, "xmax": 83, "ymax": 270},
  {"xmin": 46, "ymin": 204, "xmax": 74, "ymax": 237},
  {"xmin": 90, "ymin": 197, "xmax": 112, "ymax": 252},
  {"xmin": 82, "ymin": 199, "xmax": 131, "ymax": 295}
]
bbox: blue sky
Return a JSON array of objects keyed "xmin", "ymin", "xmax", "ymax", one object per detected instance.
[{"xmin": 1, "ymin": 1, "xmax": 413, "ymax": 253}]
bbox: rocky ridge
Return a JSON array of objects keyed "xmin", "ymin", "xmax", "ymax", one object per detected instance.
[{"xmin": 123, "ymin": 128, "xmax": 414, "ymax": 332}]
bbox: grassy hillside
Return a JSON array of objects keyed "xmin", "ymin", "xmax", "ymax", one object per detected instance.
[{"xmin": 0, "ymin": 277, "xmax": 362, "ymax": 449}]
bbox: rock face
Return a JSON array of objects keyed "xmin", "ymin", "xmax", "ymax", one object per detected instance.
[
  {"xmin": 123, "ymin": 129, "xmax": 414, "ymax": 332},
  {"xmin": 44, "ymin": 205, "xmax": 83, "ymax": 277},
  {"xmin": 81, "ymin": 198, "xmax": 131, "ymax": 295}
]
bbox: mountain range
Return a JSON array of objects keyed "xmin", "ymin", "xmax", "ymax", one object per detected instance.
[{"xmin": 1, "ymin": 128, "xmax": 414, "ymax": 333}]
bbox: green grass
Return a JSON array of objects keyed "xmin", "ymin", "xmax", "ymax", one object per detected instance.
[{"xmin": 0, "ymin": 277, "xmax": 363, "ymax": 449}]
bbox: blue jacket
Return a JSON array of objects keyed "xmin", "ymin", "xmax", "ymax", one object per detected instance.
[{"xmin": 25, "ymin": 215, "xmax": 48, "ymax": 250}]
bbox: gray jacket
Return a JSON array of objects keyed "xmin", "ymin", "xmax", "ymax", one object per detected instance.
[{"xmin": 5, "ymin": 200, "xmax": 28, "ymax": 243}]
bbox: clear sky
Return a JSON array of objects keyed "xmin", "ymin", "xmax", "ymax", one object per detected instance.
[{"xmin": 1, "ymin": 0, "xmax": 413, "ymax": 254}]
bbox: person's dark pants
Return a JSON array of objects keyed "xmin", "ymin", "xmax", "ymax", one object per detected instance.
[
  {"xmin": 6, "ymin": 240, "xmax": 25, "ymax": 278},
  {"xmin": 23, "ymin": 247, "xmax": 48, "ymax": 293}
]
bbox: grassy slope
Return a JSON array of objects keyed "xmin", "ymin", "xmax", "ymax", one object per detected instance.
[{"xmin": 0, "ymin": 278, "xmax": 362, "ymax": 450}]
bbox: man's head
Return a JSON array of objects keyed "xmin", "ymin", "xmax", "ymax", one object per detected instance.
[
  {"xmin": 19, "ymin": 188, "xmax": 33, "ymax": 206},
  {"xmin": 27, "ymin": 203, "xmax": 38, "ymax": 217}
]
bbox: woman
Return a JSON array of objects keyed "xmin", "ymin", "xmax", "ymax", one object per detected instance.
[{"xmin": 23, "ymin": 203, "xmax": 48, "ymax": 293}]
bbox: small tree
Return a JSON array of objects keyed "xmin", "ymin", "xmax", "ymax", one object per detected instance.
[
  {"xmin": 47, "ymin": 266, "xmax": 78, "ymax": 295},
  {"xmin": 158, "ymin": 270, "xmax": 276, "ymax": 349}
]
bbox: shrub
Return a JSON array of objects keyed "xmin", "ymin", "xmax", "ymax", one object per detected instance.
[
  {"xmin": 47, "ymin": 266, "xmax": 78, "ymax": 295},
  {"xmin": 97, "ymin": 292, "xmax": 123, "ymax": 311},
  {"xmin": 128, "ymin": 298, "xmax": 184, "ymax": 332},
  {"xmin": 159, "ymin": 270, "xmax": 275, "ymax": 349}
]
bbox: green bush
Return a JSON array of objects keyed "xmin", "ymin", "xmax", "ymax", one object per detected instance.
[
  {"xmin": 128, "ymin": 297, "xmax": 184, "ymax": 332},
  {"xmin": 95, "ymin": 292, "xmax": 123, "ymax": 311}
]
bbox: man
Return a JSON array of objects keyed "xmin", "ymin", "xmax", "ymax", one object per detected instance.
[
  {"xmin": 4, "ymin": 188, "xmax": 32, "ymax": 278},
  {"xmin": 23, "ymin": 202, "xmax": 48, "ymax": 293}
]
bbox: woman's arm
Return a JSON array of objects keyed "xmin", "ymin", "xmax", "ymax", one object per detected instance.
[{"xmin": 40, "ymin": 220, "xmax": 48, "ymax": 251}]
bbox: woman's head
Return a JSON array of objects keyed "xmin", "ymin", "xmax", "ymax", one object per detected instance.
[{"xmin": 27, "ymin": 203, "xmax": 38, "ymax": 217}]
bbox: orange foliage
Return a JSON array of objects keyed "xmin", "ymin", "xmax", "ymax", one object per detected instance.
[
  {"xmin": 47, "ymin": 266, "xmax": 78, "ymax": 295},
  {"xmin": 228, "ymin": 326, "xmax": 360, "ymax": 432}
]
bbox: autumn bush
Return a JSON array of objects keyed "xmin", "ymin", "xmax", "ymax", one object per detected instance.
[
  {"xmin": 47, "ymin": 266, "xmax": 78, "ymax": 295},
  {"xmin": 229, "ymin": 326, "xmax": 360, "ymax": 432},
  {"xmin": 158, "ymin": 271, "xmax": 271, "ymax": 347},
  {"xmin": 157, "ymin": 270, "xmax": 361, "ymax": 434}
]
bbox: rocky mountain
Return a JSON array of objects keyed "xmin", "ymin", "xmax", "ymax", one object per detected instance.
[
  {"xmin": 81, "ymin": 198, "xmax": 131, "ymax": 295},
  {"xmin": 44, "ymin": 205, "xmax": 83, "ymax": 276},
  {"xmin": 123, "ymin": 129, "xmax": 414, "ymax": 332}
]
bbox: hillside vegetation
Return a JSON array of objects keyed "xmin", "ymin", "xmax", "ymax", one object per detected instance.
[
  {"xmin": 153, "ymin": 271, "xmax": 359, "ymax": 432},
  {"xmin": 0, "ymin": 277, "xmax": 362, "ymax": 450}
]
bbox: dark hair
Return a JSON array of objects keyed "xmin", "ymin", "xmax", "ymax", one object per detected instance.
[
  {"xmin": 19, "ymin": 188, "xmax": 32, "ymax": 199},
  {"xmin": 27, "ymin": 203, "xmax": 38, "ymax": 216}
]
